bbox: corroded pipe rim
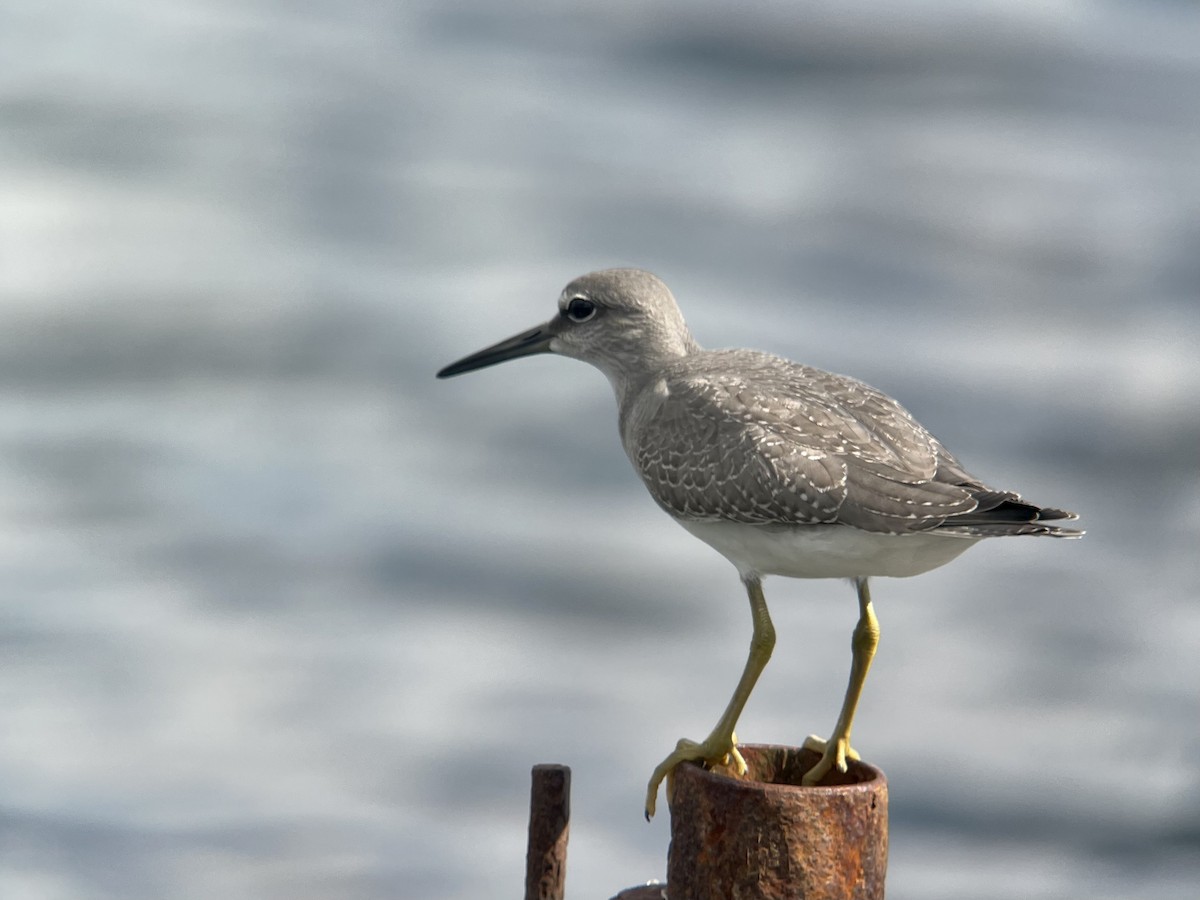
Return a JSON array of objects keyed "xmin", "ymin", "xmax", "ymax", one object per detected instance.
[{"xmin": 673, "ymin": 742, "xmax": 886, "ymax": 800}]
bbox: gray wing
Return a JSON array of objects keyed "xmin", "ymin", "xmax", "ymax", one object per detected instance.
[{"xmin": 623, "ymin": 350, "xmax": 1060, "ymax": 535}]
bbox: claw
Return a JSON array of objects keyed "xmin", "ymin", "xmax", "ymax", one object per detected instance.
[
  {"xmin": 801, "ymin": 733, "xmax": 860, "ymax": 785},
  {"xmin": 727, "ymin": 741, "xmax": 747, "ymax": 777},
  {"xmin": 644, "ymin": 732, "xmax": 742, "ymax": 820}
]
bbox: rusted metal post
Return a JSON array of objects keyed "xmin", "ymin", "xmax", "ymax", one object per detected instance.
[
  {"xmin": 667, "ymin": 743, "xmax": 888, "ymax": 900},
  {"xmin": 525, "ymin": 763, "xmax": 571, "ymax": 900}
]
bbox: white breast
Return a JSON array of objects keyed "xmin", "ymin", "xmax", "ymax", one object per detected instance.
[{"xmin": 675, "ymin": 518, "xmax": 980, "ymax": 580}]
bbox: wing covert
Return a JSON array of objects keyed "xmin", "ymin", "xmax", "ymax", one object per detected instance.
[{"xmin": 621, "ymin": 350, "xmax": 981, "ymax": 533}]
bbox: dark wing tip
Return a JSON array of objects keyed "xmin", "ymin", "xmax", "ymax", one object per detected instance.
[{"xmin": 938, "ymin": 490, "xmax": 1082, "ymax": 537}]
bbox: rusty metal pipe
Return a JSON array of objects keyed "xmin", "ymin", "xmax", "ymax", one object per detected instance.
[
  {"xmin": 666, "ymin": 744, "xmax": 888, "ymax": 900},
  {"xmin": 524, "ymin": 764, "xmax": 571, "ymax": 900}
]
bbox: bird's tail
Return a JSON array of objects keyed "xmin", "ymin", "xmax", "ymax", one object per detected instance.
[{"xmin": 935, "ymin": 490, "xmax": 1084, "ymax": 538}]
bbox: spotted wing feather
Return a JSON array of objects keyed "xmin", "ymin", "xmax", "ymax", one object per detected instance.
[{"xmin": 623, "ymin": 349, "xmax": 1077, "ymax": 536}]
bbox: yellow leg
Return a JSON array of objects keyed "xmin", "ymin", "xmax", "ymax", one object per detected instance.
[
  {"xmin": 802, "ymin": 577, "xmax": 880, "ymax": 785},
  {"xmin": 644, "ymin": 575, "xmax": 776, "ymax": 820}
]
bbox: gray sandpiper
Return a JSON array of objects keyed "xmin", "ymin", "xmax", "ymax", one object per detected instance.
[{"xmin": 437, "ymin": 268, "xmax": 1082, "ymax": 820}]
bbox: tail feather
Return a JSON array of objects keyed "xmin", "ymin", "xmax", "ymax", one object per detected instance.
[
  {"xmin": 937, "ymin": 521, "xmax": 1084, "ymax": 538},
  {"xmin": 935, "ymin": 490, "xmax": 1083, "ymax": 538}
]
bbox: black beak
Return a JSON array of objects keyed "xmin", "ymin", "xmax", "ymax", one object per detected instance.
[{"xmin": 436, "ymin": 323, "xmax": 554, "ymax": 378}]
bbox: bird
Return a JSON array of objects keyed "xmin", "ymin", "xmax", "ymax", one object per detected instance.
[{"xmin": 436, "ymin": 268, "xmax": 1082, "ymax": 820}]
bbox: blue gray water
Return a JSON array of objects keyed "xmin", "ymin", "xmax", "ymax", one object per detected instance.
[{"xmin": 2, "ymin": 2, "xmax": 1198, "ymax": 898}]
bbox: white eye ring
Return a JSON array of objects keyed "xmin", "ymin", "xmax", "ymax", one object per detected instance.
[{"xmin": 564, "ymin": 296, "xmax": 598, "ymax": 323}]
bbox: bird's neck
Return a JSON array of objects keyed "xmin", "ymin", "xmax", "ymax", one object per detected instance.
[{"xmin": 609, "ymin": 340, "xmax": 700, "ymax": 434}]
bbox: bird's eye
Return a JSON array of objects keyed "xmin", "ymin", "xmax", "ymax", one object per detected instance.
[{"xmin": 564, "ymin": 297, "xmax": 597, "ymax": 323}]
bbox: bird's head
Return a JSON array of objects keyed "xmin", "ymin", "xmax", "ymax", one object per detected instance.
[{"xmin": 436, "ymin": 268, "xmax": 696, "ymax": 388}]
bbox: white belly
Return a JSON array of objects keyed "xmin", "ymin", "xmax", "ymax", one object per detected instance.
[{"xmin": 676, "ymin": 519, "xmax": 979, "ymax": 579}]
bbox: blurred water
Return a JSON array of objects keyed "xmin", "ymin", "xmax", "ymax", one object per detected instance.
[{"xmin": 1, "ymin": 2, "xmax": 1198, "ymax": 898}]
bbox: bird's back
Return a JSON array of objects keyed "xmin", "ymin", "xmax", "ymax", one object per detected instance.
[{"xmin": 620, "ymin": 348, "xmax": 1080, "ymax": 538}]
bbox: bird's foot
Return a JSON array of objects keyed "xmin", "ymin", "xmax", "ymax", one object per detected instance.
[
  {"xmin": 801, "ymin": 733, "xmax": 860, "ymax": 785},
  {"xmin": 644, "ymin": 730, "xmax": 746, "ymax": 821}
]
